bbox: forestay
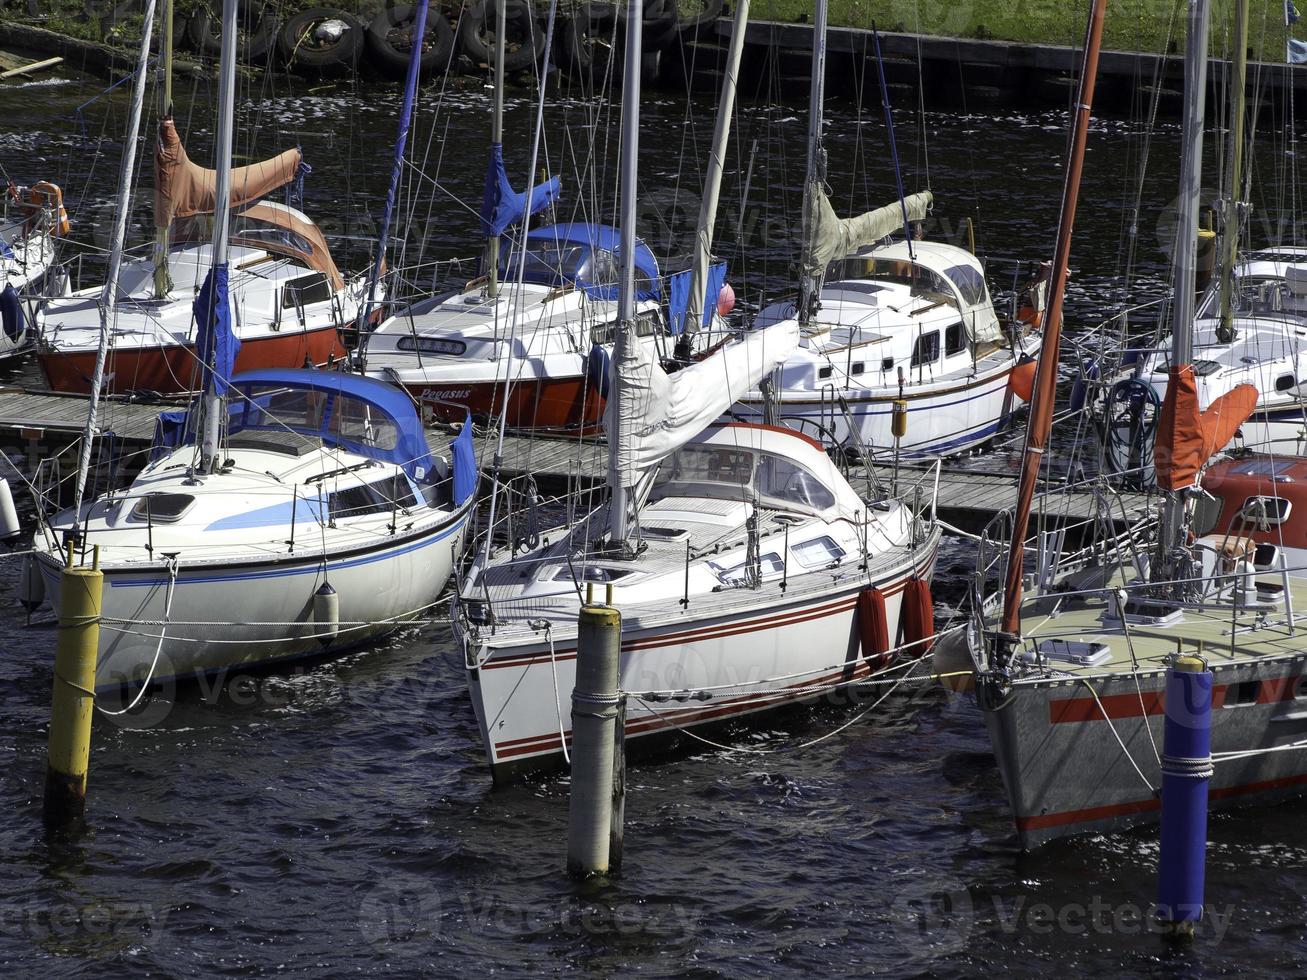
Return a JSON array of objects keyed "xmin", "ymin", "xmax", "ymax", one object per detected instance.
[
  {"xmin": 801, "ymin": 186, "xmax": 932, "ymax": 281},
  {"xmin": 607, "ymin": 321, "xmax": 800, "ymax": 489}
]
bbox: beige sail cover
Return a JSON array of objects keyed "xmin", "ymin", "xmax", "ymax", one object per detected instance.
[
  {"xmin": 154, "ymin": 118, "xmax": 303, "ymax": 229},
  {"xmin": 607, "ymin": 321, "xmax": 801, "ymax": 489},
  {"xmin": 801, "ymin": 187, "xmax": 933, "ymax": 279},
  {"xmin": 236, "ymin": 202, "xmax": 344, "ymax": 291}
]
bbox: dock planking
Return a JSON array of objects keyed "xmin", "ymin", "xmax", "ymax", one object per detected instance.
[{"xmin": 0, "ymin": 386, "xmax": 1150, "ymax": 533}]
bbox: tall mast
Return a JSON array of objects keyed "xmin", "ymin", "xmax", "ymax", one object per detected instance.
[
  {"xmin": 607, "ymin": 0, "xmax": 642, "ymax": 544},
  {"xmin": 485, "ymin": 0, "xmax": 508, "ymax": 298},
  {"xmin": 998, "ymin": 0, "xmax": 1107, "ymax": 639},
  {"xmin": 682, "ymin": 0, "xmax": 749, "ymax": 340},
  {"xmin": 71, "ymin": 0, "xmax": 157, "ymax": 520},
  {"xmin": 200, "ymin": 0, "xmax": 240, "ymax": 471},
  {"xmin": 152, "ymin": 0, "xmax": 174, "ymax": 298},
  {"xmin": 357, "ymin": 0, "xmax": 431, "ymax": 352},
  {"xmin": 796, "ymin": 0, "xmax": 828, "ymax": 327},
  {"xmin": 1160, "ymin": 0, "xmax": 1212, "ymax": 560},
  {"xmin": 1217, "ymin": 0, "xmax": 1248, "ymax": 344}
]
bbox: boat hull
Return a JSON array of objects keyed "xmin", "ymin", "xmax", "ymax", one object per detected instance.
[
  {"xmin": 978, "ymin": 656, "xmax": 1307, "ymax": 848},
  {"xmin": 36, "ymin": 510, "xmax": 470, "ymax": 691},
  {"xmin": 732, "ymin": 362, "xmax": 1021, "ymax": 458},
  {"xmin": 399, "ymin": 372, "xmax": 606, "ymax": 433},
  {"xmin": 465, "ymin": 541, "xmax": 938, "ymax": 781},
  {"xmin": 38, "ymin": 323, "xmax": 347, "ymax": 395}
]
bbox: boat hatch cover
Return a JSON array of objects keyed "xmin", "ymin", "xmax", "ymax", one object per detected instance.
[{"xmin": 1021, "ymin": 639, "xmax": 1113, "ymax": 667}]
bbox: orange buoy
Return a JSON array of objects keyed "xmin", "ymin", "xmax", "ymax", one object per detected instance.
[
  {"xmin": 901, "ymin": 577, "xmax": 935, "ymax": 655},
  {"xmin": 1008, "ymin": 358, "xmax": 1037, "ymax": 403},
  {"xmin": 856, "ymin": 586, "xmax": 890, "ymax": 670}
]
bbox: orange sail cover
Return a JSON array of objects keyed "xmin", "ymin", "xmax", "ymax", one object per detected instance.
[
  {"xmin": 1154, "ymin": 364, "xmax": 1258, "ymax": 490},
  {"xmin": 154, "ymin": 118, "xmax": 302, "ymax": 229}
]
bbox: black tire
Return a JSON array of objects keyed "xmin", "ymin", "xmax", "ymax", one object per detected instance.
[
  {"xmin": 187, "ymin": 3, "xmax": 280, "ymax": 66},
  {"xmin": 638, "ymin": 0, "xmax": 678, "ymax": 51},
  {"xmin": 457, "ymin": 0, "xmax": 543, "ymax": 73},
  {"xmin": 677, "ymin": 0, "xmax": 723, "ymax": 39},
  {"xmin": 365, "ymin": 4, "xmax": 456, "ymax": 79},
  {"xmin": 280, "ymin": 7, "xmax": 366, "ymax": 77},
  {"xmin": 560, "ymin": 5, "xmax": 620, "ymax": 85}
]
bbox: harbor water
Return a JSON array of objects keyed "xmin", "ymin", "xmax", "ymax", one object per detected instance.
[{"xmin": 1, "ymin": 64, "xmax": 1305, "ymax": 975}]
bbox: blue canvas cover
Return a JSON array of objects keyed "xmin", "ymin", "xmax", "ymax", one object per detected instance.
[
  {"xmin": 505, "ymin": 223, "xmax": 660, "ymax": 301},
  {"xmin": 451, "ymin": 415, "xmax": 476, "ymax": 506},
  {"xmin": 229, "ymin": 369, "xmax": 440, "ymax": 479},
  {"xmin": 194, "ymin": 264, "xmax": 241, "ymax": 396},
  {"xmin": 665, "ymin": 262, "xmax": 727, "ymax": 336},
  {"xmin": 479, "ymin": 142, "xmax": 562, "ymax": 238},
  {"xmin": 150, "ymin": 407, "xmax": 193, "ymax": 461}
]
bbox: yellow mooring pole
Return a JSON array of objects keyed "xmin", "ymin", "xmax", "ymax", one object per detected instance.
[{"xmin": 43, "ymin": 545, "xmax": 102, "ymax": 829}]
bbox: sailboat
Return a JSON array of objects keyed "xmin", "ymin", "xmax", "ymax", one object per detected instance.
[
  {"xmin": 956, "ymin": 0, "xmax": 1307, "ymax": 849},
  {"xmin": 729, "ymin": 14, "xmax": 1037, "ymax": 459},
  {"xmin": 452, "ymin": 0, "xmax": 941, "ymax": 781},
  {"xmin": 29, "ymin": 0, "xmax": 476, "ymax": 694},
  {"xmin": 1, "ymin": 178, "xmax": 69, "ymax": 357},
  {"xmin": 35, "ymin": 0, "xmax": 362, "ymax": 397},
  {"xmin": 359, "ymin": 0, "xmax": 723, "ymax": 433}
]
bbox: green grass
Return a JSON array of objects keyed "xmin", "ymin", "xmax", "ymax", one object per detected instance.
[{"xmin": 6, "ymin": 0, "xmax": 1300, "ymax": 62}]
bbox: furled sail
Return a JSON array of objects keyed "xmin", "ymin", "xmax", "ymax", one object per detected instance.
[
  {"xmin": 607, "ymin": 321, "xmax": 800, "ymax": 489},
  {"xmin": 801, "ymin": 187, "xmax": 933, "ymax": 280},
  {"xmin": 479, "ymin": 142, "xmax": 562, "ymax": 238},
  {"xmin": 1154, "ymin": 364, "xmax": 1258, "ymax": 490},
  {"xmin": 154, "ymin": 118, "xmax": 302, "ymax": 230}
]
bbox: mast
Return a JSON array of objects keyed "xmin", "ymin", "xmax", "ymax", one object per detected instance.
[
  {"xmin": 200, "ymin": 0, "xmax": 240, "ymax": 471},
  {"xmin": 485, "ymin": 0, "xmax": 508, "ymax": 298},
  {"xmin": 1217, "ymin": 0, "xmax": 1249, "ymax": 344},
  {"xmin": 152, "ymin": 0, "xmax": 174, "ymax": 298},
  {"xmin": 357, "ymin": 0, "xmax": 431, "ymax": 354},
  {"xmin": 796, "ymin": 0, "xmax": 828, "ymax": 327},
  {"xmin": 71, "ymin": 0, "xmax": 157, "ymax": 520},
  {"xmin": 682, "ymin": 0, "xmax": 749, "ymax": 342},
  {"xmin": 607, "ymin": 0, "xmax": 642, "ymax": 544},
  {"xmin": 997, "ymin": 0, "xmax": 1107, "ymax": 639},
  {"xmin": 1160, "ymin": 0, "xmax": 1212, "ymax": 560}
]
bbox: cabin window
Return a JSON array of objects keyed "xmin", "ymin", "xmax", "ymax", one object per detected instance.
[
  {"xmin": 945, "ymin": 322, "xmax": 966, "ymax": 356},
  {"xmin": 281, "ymin": 272, "xmax": 332, "ymax": 308},
  {"xmin": 328, "ymin": 475, "xmax": 417, "ymax": 521},
  {"xmin": 1277, "ymin": 374, "xmax": 1297, "ymax": 393},
  {"xmin": 943, "ymin": 263, "xmax": 989, "ymax": 306},
  {"xmin": 129, "ymin": 492, "xmax": 195, "ymax": 523},
  {"xmin": 818, "ymin": 366, "xmax": 833, "ymax": 380},
  {"xmin": 396, "ymin": 336, "xmax": 466, "ymax": 356},
  {"xmin": 911, "ymin": 331, "xmax": 940, "ymax": 367},
  {"xmin": 1238, "ymin": 495, "xmax": 1291, "ymax": 526},
  {"xmin": 851, "ymin": 362, "xmax": 864, "ymax": 375},
  {"xmin": 881, "ymin": 357, "xmax": 894, "ymax": 372},
  {"xmin": 590, "ymin": 311, "xmax": 661, "ymax": 346},
  {"xmin": 792, "ymin": 535, "xmax": 846, "ymax": 569},
  {"xmin": 755, "ymin": 455, "xmax": 837, "ymax": 511},
  {"xmin": 1228, "ymin": 680, "xmax": 1260, "ymax": 707}
]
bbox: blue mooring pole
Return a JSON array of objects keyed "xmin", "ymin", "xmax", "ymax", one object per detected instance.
[{"xmin": 1156, "ymin": 654, "xmax": 1214, "ymax": 938}]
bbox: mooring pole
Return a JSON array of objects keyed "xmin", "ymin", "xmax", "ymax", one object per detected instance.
[
  {"xmin": 567, "ymin": 584, "xmax": 623, "ymax": 878},
  {"xmin": 43, "ymin": 546, "xmax": 103, "ymax": 829},
  {"xmin": 1156, "ymin": 654, "xmax": 1214, "ymax": 938}
]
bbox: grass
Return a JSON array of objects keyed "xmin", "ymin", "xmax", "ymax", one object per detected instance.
[{"xmin": 4, "ymin": 0, "xmax": 1298, "ymax": 62}]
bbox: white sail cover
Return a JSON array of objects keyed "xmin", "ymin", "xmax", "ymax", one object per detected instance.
[
  {"xmin": 802, "ymin": 187, "xmax": 933, "ymax": 279},
  {"xmin": 607, "ymin": 321, "xmax": 801, "ymax": 489}
]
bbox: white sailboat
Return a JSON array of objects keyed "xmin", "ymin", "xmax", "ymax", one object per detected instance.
[
  {"xmin": 730, "ymin": 10, "xmax": 1037, "ymax": 459},
  {"xmin": 30, "ymin": 0, "xmax": 476, "ymax": 695},
  {"xmin": 0, "ymin": 178, "xmax": 70, "ymax": 357},
  {"xmin": 452, "ymin": 0, "xmax": 941, "ymax": 781}
]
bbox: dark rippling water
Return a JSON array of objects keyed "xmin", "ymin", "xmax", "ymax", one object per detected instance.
[{"xmin": 2, "ymin": 59, "xmax": 1306, "ymax": 977}]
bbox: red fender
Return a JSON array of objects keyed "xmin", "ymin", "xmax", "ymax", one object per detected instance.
[
  {"xmin": 856, "ymin": 587, "xmax": 890, "ymax": 670},
  {"xmin": 1008, "ymin": 358, "xmax": 1037, "ymax": 403},
  {"xmin": 901, "ymin": 577, "xmax": 935, "ymax": 655}
]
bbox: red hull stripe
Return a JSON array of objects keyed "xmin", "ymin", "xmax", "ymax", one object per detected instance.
[
  {"xmin": 1048, "ymin": 673, "xmax": 1301, "ymax": 724},
  {"xmin": 1016, "ymin": 769, "xmax": 1307, "ymax": 832}
]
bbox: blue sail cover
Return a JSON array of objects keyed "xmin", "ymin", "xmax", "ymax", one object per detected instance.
[
  {"xmin": 194, "ymin": 264, "xmax": 241, "ymax": 396},
  {"xmin": 479, "ymin": 142, "xmax": 562, "ymax": 238},
  {"xmin": 666, "ymin": 262, "xmax": 727, "ymax": 336},
  {"xmin": 507, "ymin": 223, "xmax": 660, "ymax": 302},
  {"xmin": 451, "ymin": 415, "xmax": 476, "ymax": 505}
]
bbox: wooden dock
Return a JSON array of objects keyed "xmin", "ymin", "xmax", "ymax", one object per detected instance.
[{"xmin": 0, "ymin": 386, "xmax": 1150, "ymax": 534}]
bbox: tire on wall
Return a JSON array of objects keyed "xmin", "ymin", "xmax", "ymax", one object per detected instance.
[
  {"xmin": 186, "ymin": 2, "xmax": 280, "ymax": 66},
  {"xmin": 280, "ymin": 7, "xmax": 366, "ymax": 77},
  {"xmin": 559, "ymin": 3, "xmax": 619, "ymax": 85},
  {"xmin": 365, "ymin": 4, "xmax": 457, "ymax": 79},
  {"xmin": 457, "ymin": 0, "xmax": 543, "ymax": 73}
]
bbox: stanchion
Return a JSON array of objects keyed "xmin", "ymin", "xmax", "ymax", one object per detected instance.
[
  {"xmin": 1156, "ymin": 654, "xmax": 1213, "ymax": 938},
  {"xmin": 566, "ymin": 584, "xmax": 623, "ymax": 879},
  {"xmin": 43, "ymin": 544, "xmax": 103, "ymax": 829}
]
